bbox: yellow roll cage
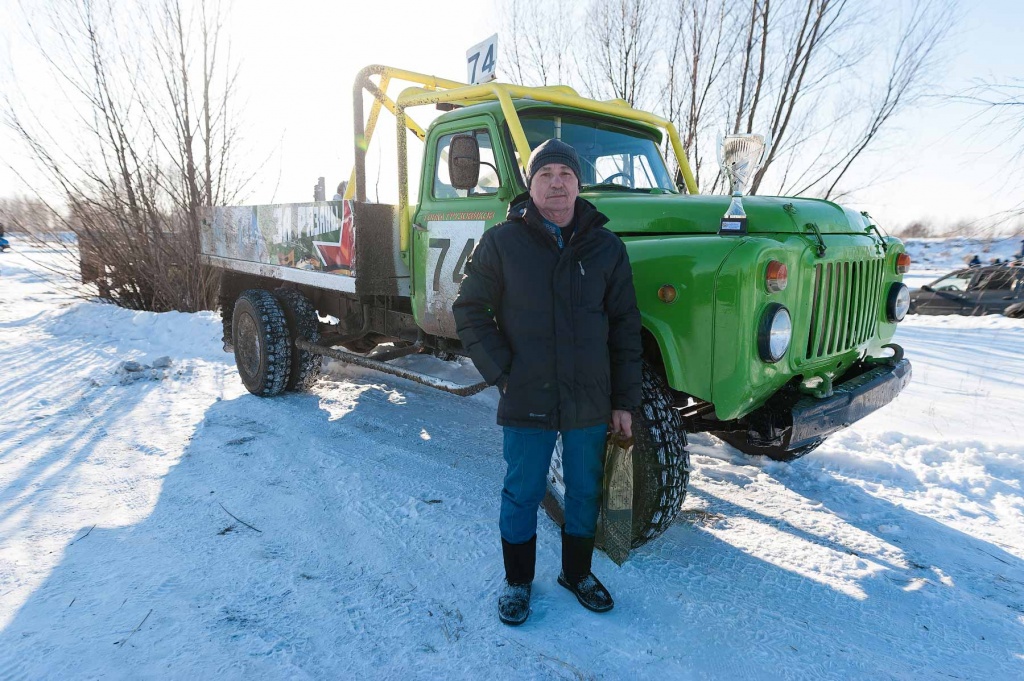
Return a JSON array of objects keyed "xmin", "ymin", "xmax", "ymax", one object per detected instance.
[{"xmin": 347, "ymin": 65, "xmax": 699, "ymax": 254}]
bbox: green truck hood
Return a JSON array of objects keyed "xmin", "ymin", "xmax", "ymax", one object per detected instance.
[{"xmin": 586, "ymin": 193, "xmax": 872, "ymax": 235}]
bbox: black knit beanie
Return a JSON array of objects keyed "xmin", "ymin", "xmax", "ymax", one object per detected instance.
[{"xmin": 526, "ymin": 139, "xmax": 582, "ymax": 188}]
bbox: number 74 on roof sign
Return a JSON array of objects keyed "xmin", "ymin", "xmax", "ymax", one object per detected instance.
[{"xmin": 467, "ymin": 34, "xmax": 497, "ymax": 84}]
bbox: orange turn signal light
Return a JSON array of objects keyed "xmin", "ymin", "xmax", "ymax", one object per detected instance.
[
  {"xmin": 658, "ymin": 284, "xmax": 677, "ymax": 304},
  {"xmin": 896, "ymin": 252, "xmax": 911, "ymax": 275},
  {"xmin": 765, "ymin": 260, "xmax": 788, "ymax": 293}
]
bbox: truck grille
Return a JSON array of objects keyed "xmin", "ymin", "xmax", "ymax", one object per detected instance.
[{"xmin": 805, "ymin": 258, "xmax": 884, "ymax": 359}]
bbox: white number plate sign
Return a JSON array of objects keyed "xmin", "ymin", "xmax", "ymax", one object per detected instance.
[{"xmin": 466, "ymin": 34, "xmax": 498, "ymax": 85}]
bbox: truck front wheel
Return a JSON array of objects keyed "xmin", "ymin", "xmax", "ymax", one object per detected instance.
[
  {"xmin": 232, "ymin": 289, "xmax": 291, "ymax": 396},
  {"xmin": 542, "ymin": 362, "xmax": 690, "ymax": 549}
]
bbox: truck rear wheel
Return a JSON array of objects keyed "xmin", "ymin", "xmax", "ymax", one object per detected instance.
[
  {"xmin": 711, "ymin": 431, "xmax": 827, "ymax": 462},
  {"xmin": 273, "ymin": 288, "xmax": 323, "ymax": 391},
  {"xmin": 232, "ymin": 289, "xmax": 291, "ymax": 396},
  {"xmin": 542, "ymin": 362, "xmax": 690, "ymax": 549}
]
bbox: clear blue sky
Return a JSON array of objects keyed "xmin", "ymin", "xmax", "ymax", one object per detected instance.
[{"xmin": 1, "ymin": 0, "xmax": 1021, "ymax": 232}]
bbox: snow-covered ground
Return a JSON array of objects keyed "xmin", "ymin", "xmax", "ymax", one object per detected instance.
[{"xmin": 1, "ymin": 244, "xmax": 1022, "ymax": 680}]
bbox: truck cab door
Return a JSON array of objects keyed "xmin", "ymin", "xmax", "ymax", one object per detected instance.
[{"xmin": 412, "ymin": 121, "xmax": 511, "ymax": 339}]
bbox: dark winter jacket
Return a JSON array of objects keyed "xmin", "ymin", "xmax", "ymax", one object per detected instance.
[{"xmin": 453, "ymin": 195, "xmax": 642, "ymax": 430}]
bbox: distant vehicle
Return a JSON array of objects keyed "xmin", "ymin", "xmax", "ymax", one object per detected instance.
[
  {"xmin": 0, "ymin": 236, "xmax": 10, "ymax": 252},
  {"xmin": 909, "ymin": 265, "xmax": 1024, "ymax": 317}
]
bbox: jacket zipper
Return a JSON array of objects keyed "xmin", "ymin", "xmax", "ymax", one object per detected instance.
[{"xmin": 574, "ymin": 259, "xmax": 584, "ymax": 305}]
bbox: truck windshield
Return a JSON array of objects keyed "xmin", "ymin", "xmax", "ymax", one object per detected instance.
[{"xmin": 518, "ymin": 113, "xmax": 676, "ymax": 192}]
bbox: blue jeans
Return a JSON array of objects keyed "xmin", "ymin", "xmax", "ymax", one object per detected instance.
[{"xmin": 500, "ymin": 424, "xmax": 607, "ymax": 544}]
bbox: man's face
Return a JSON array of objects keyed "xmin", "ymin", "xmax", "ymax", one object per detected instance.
[{"xmin": 529, "ymin": 163, "xmax": 579, "ymax": 216}]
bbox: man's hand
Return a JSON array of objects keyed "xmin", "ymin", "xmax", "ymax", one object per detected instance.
[{"xmin": 611, "ymin": 409, "xmax": 632, "ymax": 438}]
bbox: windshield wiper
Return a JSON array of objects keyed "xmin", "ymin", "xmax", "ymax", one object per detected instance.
[{"xmin": 581, "ymin": 183, "xmax": 658, "ymax": 194}]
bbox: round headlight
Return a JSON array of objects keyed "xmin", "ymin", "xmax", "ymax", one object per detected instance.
[
  {"xmin": 887, "ymin": 283, "xmax": 910, "ymax": 322},
  {"xmin": 758, "ymin": 304, "xmax": 792, "ymax": 363}
]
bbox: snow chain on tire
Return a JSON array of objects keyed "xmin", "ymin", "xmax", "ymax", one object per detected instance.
[
  {"xmin": 273, "ymin": 288, "xmax": 323, "ymax": 392},
  {"xmin": 231, "ymin": 289, "xmax": 291, "ymax": 397},
  {"xmin": 543, "ymin": 360, "xmax": 690, "ymax": 550},
  {"xmin": 629, "ymin": 361, "xmax": 690, "ymax": 546},
  {"xmin": 218, "ymin": 289, "xmax": 235, "ymax": 351}
]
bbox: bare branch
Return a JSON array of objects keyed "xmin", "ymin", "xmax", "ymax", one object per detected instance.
[{"xmin": 3, "ymin": 0, "xmax": 245, "ymax": 312}]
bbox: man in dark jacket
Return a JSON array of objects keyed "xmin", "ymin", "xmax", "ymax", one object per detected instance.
[{"xmin": 453, "ymin": 139, "xmax": 642, "ymax": 625}]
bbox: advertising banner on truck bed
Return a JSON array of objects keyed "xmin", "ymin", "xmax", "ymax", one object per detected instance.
[{"xmin": 202, "ymin": 201, "xmax": 356, "ymax": 275}]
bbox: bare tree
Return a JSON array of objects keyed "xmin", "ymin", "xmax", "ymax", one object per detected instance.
[
  {"xmin": 953, "ymin": 78, "xmax": 1024, "ymax": 129},
  {"xmin": 664, "ymin": 0, "xmax": 737, "ymax": 189},
  {"xmin": 952, "ymin": 77, "xmax": 1024, "ymax": 170},
  {"xmin": 895, "ymin": 220, "xmax": 932, "ymax": 238},
  {"xmin": 788, "ymin": 1, "xmax": 956, "ymax": 198},
  {"xmin": 738, "ymin": 0, "xmax": 864, "ymax": 193},
  {"xmin": 499, "ymin": 0, "xmax": 578, "ymax": 86},
  {"xmin": 950, "ymin": 76, "xmax": 1024, "ymax": 222},
  {"xmin": 499, "ymin": 0, "xmax": 954, "ymax": 204},
  {"xmin": 2, "ymin": 0, "xmax": 245, "ymax": 312},
  {"xmin": 0, "ymin": 197, "xmax": 58, "ymax": 234},
  {"xmin": 582, "ymin": 0, "xmax": 658, "ymax": 108}
]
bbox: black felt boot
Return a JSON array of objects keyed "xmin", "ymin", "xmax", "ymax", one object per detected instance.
[
  {"xmin": 498, "ymin": 535, "xmax": 536, "ymax": 626},
  {"xmin": 557, "ymin": 528, "xmax": 614, "ymax": 613}
]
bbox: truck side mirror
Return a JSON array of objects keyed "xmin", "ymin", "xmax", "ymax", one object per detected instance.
[{"xmin": 448, "ymin": 135, "xmax": 480, "ymax": 190}]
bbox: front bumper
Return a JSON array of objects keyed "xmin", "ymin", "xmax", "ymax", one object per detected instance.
[
  {"xmin": 788, "ymin": 359, "xmax": 912, "ymax": 449},
  {"xmin": 720, "ymin": 357, "xmax": 913, "ymax": 451}
]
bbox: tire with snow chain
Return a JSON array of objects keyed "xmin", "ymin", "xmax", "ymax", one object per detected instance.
[
  {"xmin": 231, "ymin": 289, "xmax": 291, "ymax": 396},
  {"xmin": 711, "ymin": 431, "xmax": 827, "ymax": 462},
  {"xmin": 542, "ymin": 361, "xmax": 690, "ymax": 549},
  {"xmin": 273, "ymin": 288, "xmax": 323, "ymax": 391}
]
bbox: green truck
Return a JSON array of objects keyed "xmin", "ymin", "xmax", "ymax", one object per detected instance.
[{"xmin": 201, "ymin": 65, "xmax": 912, "ymax": 556}]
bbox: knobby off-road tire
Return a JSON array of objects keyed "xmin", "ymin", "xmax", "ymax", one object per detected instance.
[
  {"xmin": 232, "ymin": 289, "xmax": 291, "ymax": 397},
  {"xmin": 711, "ymin": 431, "xmax": 827, "ymax": 462},
  {"xmin": 1005, "ymin": 301, "xmax": 1024, "ymax": 319},
  {"xmin": 542, "ymin": 361, "xmax": 690, "ymax": 549},
  {"xmin": 218, "ymin": 287, "xmax": 236, "ymax": 352},
  {"xmin": 273, "ymin": 288, "xmax": 323, "ymax": 391}
]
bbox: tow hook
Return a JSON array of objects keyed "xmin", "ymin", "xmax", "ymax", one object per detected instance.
[
  {"xmin": 799, "ymin": 374, "xmax": 834, "ymax": 400},
  {"xmin": 865, "ymin": 343, "xmax": 904, "ymax": 367}
]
